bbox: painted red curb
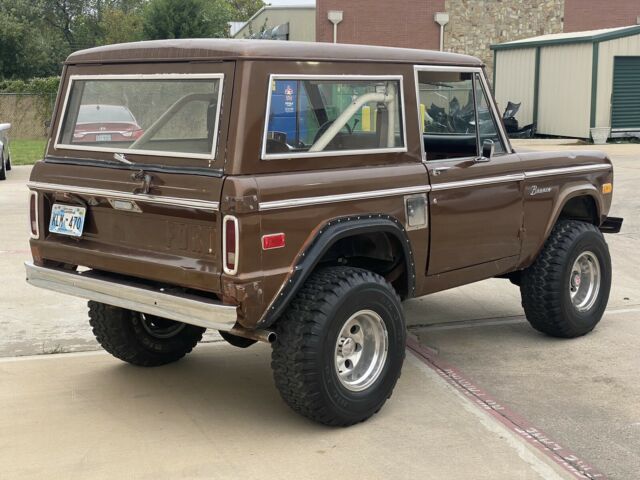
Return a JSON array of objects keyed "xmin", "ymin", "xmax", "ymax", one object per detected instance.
[{"xmin": 406, "ymin": 335, "xmax": 607, "ymax": 480}]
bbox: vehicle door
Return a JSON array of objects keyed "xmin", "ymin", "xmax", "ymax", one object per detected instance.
[{"xmin": 415, "ymin": 67, "xmax": 523, "ymax": 275}]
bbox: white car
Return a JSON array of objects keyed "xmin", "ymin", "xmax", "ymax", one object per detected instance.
[{"xmin": 0, "ymin": 123, "xmax": 11, "ymax": 180}]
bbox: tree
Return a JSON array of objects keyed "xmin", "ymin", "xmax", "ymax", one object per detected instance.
[
  {"xmin": 228, "ymin": 0, "xmax": 264, "ymax": 21},
  {"xmin": 143, "ymin": 0, "xmax": 233, "ymax": 39},
  {"xmin": 99, "ymin": 8, "xmax": 144, "ymax": 45},
  {"xmin": 0, "ymin": 0, "xmax": 65, "ymax": 78}
]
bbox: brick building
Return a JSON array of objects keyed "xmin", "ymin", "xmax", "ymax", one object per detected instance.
[
  {"xmin": 316, "ymin": 0, "xmax": 640, "ymax": 76},
  {"xmin": 564, "ymin": 0, "xmax": 640, "ymax": 32}
]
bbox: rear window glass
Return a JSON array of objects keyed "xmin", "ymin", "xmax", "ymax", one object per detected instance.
[
  {"xmin": 263, "ymin": 76, "xmax": 406, "ymax": 159},
  {"xmin": 56, "ymin": 74, "xmax": 224, "ymax": 160}
]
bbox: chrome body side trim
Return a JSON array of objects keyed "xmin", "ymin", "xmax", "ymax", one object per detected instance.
[
  {"xmin": 259, "ymin": 185, "xmax": 431, "ymax": 211},
  {"xmin": 524, "ymin": 164, "xmax": 611, "ymax": 179},
  {"xmin": 27, "ymin": 181, "xmax": 219, "ymax": 212},
  {"xmin": 258, "ymin": 164, "xmax": 611, "ymax": 211},
  {"xmin": 25, "ymin": 262, "xmax": 237, "ymax": 330},
  {"xmin": 431, "ymin": 174, "xmax": 525, "ymax": 191}
]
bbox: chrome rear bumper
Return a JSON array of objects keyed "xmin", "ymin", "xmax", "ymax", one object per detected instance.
[{"xmin": 24, "ymin": 261, "xmax": 237, "ymax": 331}]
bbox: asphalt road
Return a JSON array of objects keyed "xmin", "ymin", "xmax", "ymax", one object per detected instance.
[{"xmin": 0, "ymin": 143, "xmax": 638, "ymax": 478}]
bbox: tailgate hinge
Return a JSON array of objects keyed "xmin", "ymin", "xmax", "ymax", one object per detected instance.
[{"xmin": 221, "ymin": 195, "xmax": 259, "ymax": 214}]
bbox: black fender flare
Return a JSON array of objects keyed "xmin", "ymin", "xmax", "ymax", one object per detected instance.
[{"xmin": 257, "ymin": 214, "xmax": 416, "ymax": 329}]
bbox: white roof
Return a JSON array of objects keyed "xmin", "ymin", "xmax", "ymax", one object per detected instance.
[{"xmin": 498, "ymin": 25, "xmax": 640, "ymax": 46}]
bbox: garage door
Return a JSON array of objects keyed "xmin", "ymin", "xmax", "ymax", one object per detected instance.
[{"xmin": 611, "ymin": 56, "xmax": 640, "ymax": 131}]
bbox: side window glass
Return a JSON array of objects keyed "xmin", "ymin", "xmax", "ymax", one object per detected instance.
[
  {"xmin": 417, "ymin": 71, "xmax": 478, "ymax": 161},
  {"xmin": 264, "ymin": 78, "xmax": 405, "ymax": 158},
  {"xmin": 474, "ymin": 73, "xmax": 506, "ymax": 154}
]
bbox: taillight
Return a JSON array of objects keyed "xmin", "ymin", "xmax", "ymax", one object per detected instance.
[
  {"xmin": 223, "ymin": 215, "xmax": 239, "ymax": 275},
  {"xmin": 29, "ymin": 191, "xmax": 39, "ymax": 239}
]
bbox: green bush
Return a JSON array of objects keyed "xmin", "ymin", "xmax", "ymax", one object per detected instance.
[{"xmin": 0, "ymin": 77, "xmax": 60, "ymax": 96}]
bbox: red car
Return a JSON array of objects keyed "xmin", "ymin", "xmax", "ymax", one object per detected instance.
[{"xmin": 73, "ymin": 105, "xmax": 143, "ymax": 143}]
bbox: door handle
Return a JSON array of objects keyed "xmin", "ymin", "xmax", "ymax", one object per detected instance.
[{"xmin": 431, "ymin": 166, "xmax": 452, "ymax": 176}]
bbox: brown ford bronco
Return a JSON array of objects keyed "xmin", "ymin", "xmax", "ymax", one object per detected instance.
[{"xmin": 25, "ymin": 39, "xmax": 622, "ymax": 426}]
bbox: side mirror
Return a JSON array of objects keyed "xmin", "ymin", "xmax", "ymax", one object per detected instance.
[{"xmin": 476, "ymin": 139, "xmax": 495, "ymax": 162}]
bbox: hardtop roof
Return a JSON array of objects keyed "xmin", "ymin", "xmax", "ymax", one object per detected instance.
[{"xmin": 66, "ymin": 39, "xmax": 483, "ymax": 67}]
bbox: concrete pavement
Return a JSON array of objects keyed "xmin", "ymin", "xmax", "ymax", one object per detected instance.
[
  {"xmin": 410, "ymin": 142, "xmax": 640, "ymax": 479},
  {"xmin": 0, "ymin": 344, "xmax": 564, "ymax": 480}
]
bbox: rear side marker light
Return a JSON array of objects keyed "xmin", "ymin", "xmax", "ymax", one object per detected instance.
[
  {"xmin": 29, "ymin": 191, "xmax": 39, "ymax": 239},
  {"xmin": 262, "ymin": 233, "xmax": 286, "ymax": 250},
  {"xmin": 223, "ymin": 215, "xmax": 239, "ymax": 275}
]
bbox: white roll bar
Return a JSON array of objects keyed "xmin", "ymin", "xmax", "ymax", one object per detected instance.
[{"xmin": 309, "ymin": 83, "xmax": 397, "ymax": 153}]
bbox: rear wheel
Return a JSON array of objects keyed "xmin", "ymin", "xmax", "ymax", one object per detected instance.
[
  {"xmin": 520, "ymin": 220, "xmax": 611, "ymax": 338},
  {"xmin": 5, "ymin": 155, "xmax": 11, "ymax": 171},
  {"xmin": 271, "ymin": 267, "xmax": 405, "ymax": 426},
  {"xmin": 88, "ymin": 301, "xmax": 205, "ymax": 366}
]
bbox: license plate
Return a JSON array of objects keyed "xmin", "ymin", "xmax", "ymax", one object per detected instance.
[
  {"xmin": 49, "ymin": 204, "xmax": 86, "ymax": 237},
  {"xmin": 96, "ymin": 134, "xmax": 112, "ymax": 142}
]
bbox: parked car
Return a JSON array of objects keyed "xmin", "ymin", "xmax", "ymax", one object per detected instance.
[
  {"xmin": 0, "ymin": 123, "xmax": 12, "ymax": 180},
  {"xmin": 25, "ymin": 40, "xmax": 622, "ymax": 426},
  {"xmin": 72, "ymin": 105, "xmax": 144, "ymax": 143}
]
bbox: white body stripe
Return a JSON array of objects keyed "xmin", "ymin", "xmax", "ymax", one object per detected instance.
[
  {"xmin": 28, "ymin": 164, "xmax": 611, "ymax": 213},
  {"xmin": 27, "ymin": 182, "xmax": 220, "ymax": 212},
  {"xmin": 258, "ymin": 164, "xmax": 611, "ymax": 211}
]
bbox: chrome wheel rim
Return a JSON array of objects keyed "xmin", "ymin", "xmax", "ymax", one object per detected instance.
[
  {"xmin": 334, "ymin": 309, "xmax": 388, "ymax": 392},
  {"xmin": 569, "ymin": 251, "xmax": 601, "ymax": 312},
  {"xmin": 139, "ymin": 313, "xmax": 186, "ymax": 339}
]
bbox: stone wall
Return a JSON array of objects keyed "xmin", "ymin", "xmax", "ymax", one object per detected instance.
[{"xmin": 444, "ymin": 0, "xmax": 564, "ymax": 78}]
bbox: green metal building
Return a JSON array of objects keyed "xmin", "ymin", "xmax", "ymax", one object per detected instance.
[{"xmin": 491, "ymin": 25, "xmax": 640, "ymax": 141}]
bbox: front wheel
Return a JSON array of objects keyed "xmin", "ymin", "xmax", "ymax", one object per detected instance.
[
  {"xmin": 520, "ymin": 220, "xmax": 612, "ymax": 338},
  {"xmin": 271, "ymin": 267, "xmax": 406, "ymax": 426}
]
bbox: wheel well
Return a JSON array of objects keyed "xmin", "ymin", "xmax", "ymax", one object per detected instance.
[
  {"xmin": 318, "ymin": 231, "xmax": 409, "ymax": 298},
  {"xmin": 558, "ymin": 195, "xmax": 598, "ymax": 225}
]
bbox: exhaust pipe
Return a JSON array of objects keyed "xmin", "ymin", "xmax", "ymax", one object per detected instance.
[{"xmin": 227, "ymin": 326, "xmax": 277, "ymax": 344}]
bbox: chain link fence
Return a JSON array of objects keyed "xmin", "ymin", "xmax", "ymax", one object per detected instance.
[{"xmin": 0, "ymin": 93, "xmax": 56, "ymax": 139}]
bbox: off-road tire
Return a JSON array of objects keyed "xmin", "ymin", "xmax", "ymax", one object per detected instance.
[
  {"xmin": 271, "ymin": 266, "xmax": 406, "ymax": 426},
  {"xmin": 521, "ymin": 220, "xmax": 611, "ymax": 338},
  {"xmin": 88, "ymin": 301, "xmax": 205, "ymax": 366}
]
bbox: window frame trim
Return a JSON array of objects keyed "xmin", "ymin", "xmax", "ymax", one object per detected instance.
[
  {"xmin": 261, "ymin": 74, "xmax": 408, "ymax": 161},
  {"xmin": 413, "ymin": 65, "xmax": 513, "ymax": 163},
  {"xmin": 54, "ymin": 73, "xmax": 225, "ymax": 161}
]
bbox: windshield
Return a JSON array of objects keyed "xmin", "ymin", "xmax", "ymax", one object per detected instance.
[{"xmin": 57, "ymin": 74, "xmax": 224, "ymax": 160}]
